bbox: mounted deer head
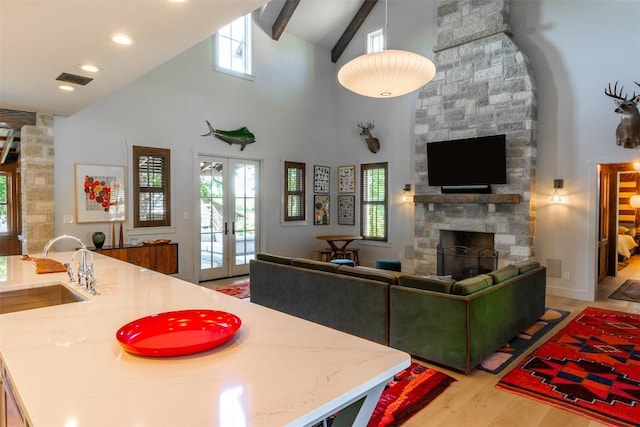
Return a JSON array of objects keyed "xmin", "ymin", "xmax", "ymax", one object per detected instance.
[
  {"xmin": 605, "ymin": 81, "xmax": 640, "ymax": 148},
  {"xmin": 357, "ymin": 121, "xmax": 380, "ymax": 153}
]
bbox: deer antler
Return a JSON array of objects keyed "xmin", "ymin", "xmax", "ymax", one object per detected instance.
[
  {"xmin": 605, "ymin": 81, "xmax": 637, "ymax": 101},
  {"xmin": 357, "ymin": 121, "xmax": 374, "ymax": 130}
]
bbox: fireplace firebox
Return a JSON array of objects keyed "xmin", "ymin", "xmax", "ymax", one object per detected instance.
[{"xmin": 437, "ymin": 245, "xmax": 498, "ymax": 280}]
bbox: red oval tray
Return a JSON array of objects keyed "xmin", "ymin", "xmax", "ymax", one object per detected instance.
[{"xmin": 116, "ymin": 309, "xmax": 241, "ymax": 357}]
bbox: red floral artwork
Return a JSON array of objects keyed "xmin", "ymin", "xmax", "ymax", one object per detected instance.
[{"xmin": 83, "ymin": 175, "xmax": 113, "ymax": 212}]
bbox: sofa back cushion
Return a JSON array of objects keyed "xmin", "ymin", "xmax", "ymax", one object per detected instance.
[
  {"xmin": 397, "ymin": 274, "xmax": 453, "ymax": 294},
  {"xmin": 256, "ymin": 253, "xmax": 292, "ymax": 265},
  {"xmin": 488, "ymin": 264, "xmax": 519, "ymax": 284},
  {"xmin": 338, "ymin": 266, "xmax": 398, "ymax": 285},
  {"xmin": 514, "ymin": 259, "xmax": 541, "ymax": 274},
  {"xmin": 450, "ymin": 274, "xmax": 493, "ymax": 295},
  {"xmin": 291, "ymin": 258, "xmax": 339, "ymax": 273}
]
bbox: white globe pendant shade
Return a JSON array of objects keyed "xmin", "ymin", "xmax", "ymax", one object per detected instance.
[
  {"xmin": 630, "ymin": 194, "xmax": 640, "ymax": 208},
  {"xmin": 337, "ymin": 49, "xmax": 436, "ymax": 98}
]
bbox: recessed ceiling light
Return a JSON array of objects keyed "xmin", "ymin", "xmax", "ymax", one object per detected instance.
[
  {"xmin": 79, "ymin": 64, "xmax": 99, "ymax": 73},
  {"xmin": 111, "ymin": 33, "xmax": 134, "ymax": 45},
  {"xmin": 59, "ymin": 85, "xmax": 75, "ymax": 91}
]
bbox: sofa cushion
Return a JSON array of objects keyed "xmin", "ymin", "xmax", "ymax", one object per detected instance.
[
  {"xmin": 514, "ymin": 259, "xmax": 541, "ymax": 274},
  {"xmin": 397, "ymin": 274, "xmax": 453, "ymax": 294},
  {"xmin": 256, "ymin": 253, "xmax": 292, "ymax": 265},
  {"xmin": 450, "ymin": 274, "xmax": 493, "ymax": 295},
  {"xmin": 338, "ymin": 266, "xmax": 398, "ymax": 285},
  {"xmin": 418, "ymin": 274, "xmax": 453, "ymax": 282},
  {"xmin": 291, "ymin": 258, "xmax": 339, "ymax": 273},
  {"xmin": 488, "ymin": 265, "xmax": 519, "ymax": 284}
]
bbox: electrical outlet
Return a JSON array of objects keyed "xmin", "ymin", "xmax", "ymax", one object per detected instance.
[{"xmin": 63, "ymin": 214, "xmax": 74, "ymax": 224}]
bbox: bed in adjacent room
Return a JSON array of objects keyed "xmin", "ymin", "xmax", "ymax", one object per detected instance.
[{"xmin": 618, "ymin": 224, "xmax": 638, "ymax": 259}]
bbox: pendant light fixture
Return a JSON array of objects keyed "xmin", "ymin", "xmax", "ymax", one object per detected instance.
[{"xmin": 337, "ymin": 0, "xmax": 436, "ymax": 98}]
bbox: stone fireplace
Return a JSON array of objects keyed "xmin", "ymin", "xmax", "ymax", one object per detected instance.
[{"xmin": 413, "ymin": 0, "xmax": 537, "ymax": 275}]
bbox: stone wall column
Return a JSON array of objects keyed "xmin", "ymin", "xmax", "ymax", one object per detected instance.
[{"xmin": 20, "ymin": 113, "xmax": 55, "ymax": 254}]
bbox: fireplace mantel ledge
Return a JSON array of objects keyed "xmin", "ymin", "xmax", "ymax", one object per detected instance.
[{"xmin": 413, "ymin": 194, "xmax": 520, "ymax": 204}]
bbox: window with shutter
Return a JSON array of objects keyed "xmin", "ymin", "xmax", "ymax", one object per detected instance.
[
  {"xmin": 284, "ymin": 161, "xmax": 305, "ymax": 221},
  {"xmin": 361, "ymin": 162, "xmax": 388, "ymax": 241},
  {"xmin": 133, "ymin": 146, "xmax": 171, "ymax": 228}
]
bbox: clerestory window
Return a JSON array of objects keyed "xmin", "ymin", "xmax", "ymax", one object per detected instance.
[{"xmin": 215, "ymin": 13, "xmax": 252, "ymax": 77}]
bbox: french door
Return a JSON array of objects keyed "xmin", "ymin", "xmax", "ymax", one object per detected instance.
[{"xmin": 198, "ymin": 156, "xmax": 258, "ymax": 281}]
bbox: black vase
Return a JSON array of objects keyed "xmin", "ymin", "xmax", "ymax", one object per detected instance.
[{"xmin": 92, "ymin": 231, "xmax": 106, "ymax": 249}]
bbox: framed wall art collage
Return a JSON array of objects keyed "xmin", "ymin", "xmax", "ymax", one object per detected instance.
[{"xmin": 312, "ymin": 164, "xmax": 356, "ymax": 226}]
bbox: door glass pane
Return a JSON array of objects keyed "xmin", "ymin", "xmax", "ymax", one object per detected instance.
[
  {"xmin": 200, "ymin": 161, "xmax": 224, "ymax": 270},
  {"xmin": 0, "ymin": 175, "xmax": 7, "ymax": 233},
  {"xmin": 234, "ymin": 163, "xmax": 255, "ymax": 266}
]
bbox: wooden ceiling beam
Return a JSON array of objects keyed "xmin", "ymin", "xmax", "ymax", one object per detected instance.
[
  {"xmin": 331, "ymin": 0, "xmax": 378, "ymax": 63},
  {"xmin": 272, "ymin": 0, "xmax": 301, "ymax": 41}
]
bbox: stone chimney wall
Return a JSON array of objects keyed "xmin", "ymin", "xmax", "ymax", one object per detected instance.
[
  {"xmin": 413, "ymin": 0, "xmax": 537, "ymax": 274},
  {"xmin": 20, "ymin": 113, "xmax": 55, "ymax": 254}
]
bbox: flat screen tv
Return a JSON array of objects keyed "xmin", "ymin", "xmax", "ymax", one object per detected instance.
[{"xmin": 426, "ymin": 135, "xmax": 507, "ymax": 189}]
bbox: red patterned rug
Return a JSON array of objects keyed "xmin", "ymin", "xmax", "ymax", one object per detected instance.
[
  {"xmin": 314, "ymin": 362, "xmax": 455, "ymax": 427},
  {"xmin": 497, "ymin": 307, "xmax": 640, "ymax": 427},
  {"xmin": 367, "ymin": 362, "xmax": 456, "ymax": 426},
  {"xmin": 214, "ymin": 280, "xmax": 250, "ymax": 299}
]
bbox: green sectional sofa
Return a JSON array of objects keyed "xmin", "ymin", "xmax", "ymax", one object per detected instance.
[
  {"xmin": 249, "ymin": 254, "xmax": 398, "ymax": 345},
  {"xmin": 389, "ymin": 261, "xmax": 546, "ymax": 373},
  {"xmin": 249, "ymin": 253, "xmax": 546, "ymax": 373}
]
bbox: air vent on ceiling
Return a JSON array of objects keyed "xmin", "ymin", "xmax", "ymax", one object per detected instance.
[{"xmin": 56, "ymin": 72, "xmax": 93, "ymax": 86}]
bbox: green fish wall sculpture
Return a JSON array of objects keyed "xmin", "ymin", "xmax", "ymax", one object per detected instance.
[{"xmin": 201, "ymin": 120, "xmax": 256, "ymax": 151}]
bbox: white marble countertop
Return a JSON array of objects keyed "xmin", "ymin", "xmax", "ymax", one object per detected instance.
[{"xmin": 0, "ymin": 252, "xmax": 409, "ymax": 426}]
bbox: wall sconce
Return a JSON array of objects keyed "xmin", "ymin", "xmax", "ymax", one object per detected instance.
[
  {"xmin": 401, "ymin": 184, "xmax": 411, "ymax": 202},
  {"xmin": 630, "ymin": 194, "xmax": 640, "ymax": 208},
  {"xmin": 550, "ymin": 179, "xmax": 564, "ymax": 203}
]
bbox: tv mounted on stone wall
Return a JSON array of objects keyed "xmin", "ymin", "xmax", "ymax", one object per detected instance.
[{"xmin": 426, "ymin": 134, "xmax": 507, "ymax": 193}]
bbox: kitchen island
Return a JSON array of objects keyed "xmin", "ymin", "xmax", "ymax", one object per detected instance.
[{"xmin": 0, "ymin": 252, "xmax": 409, "ymax": 426}]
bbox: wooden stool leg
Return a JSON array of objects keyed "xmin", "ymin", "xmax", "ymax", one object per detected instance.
[{"xmin": 351, "ymin": 250, "xmax": 359, "ymax": 266}]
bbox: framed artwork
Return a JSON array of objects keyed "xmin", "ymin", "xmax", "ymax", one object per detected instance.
[
  {"xmin": 338, "ymin": 165, "xmax": 355, "ymax": 193},
  {"xmin": 314, "ymin": 195, "xmax": 330, "ymax": 225},
  {"xmin": 314, "ymin": 165, "xmax": 330, "ymax": 193},
  {"xmin": 74, "ymin": 163, "xmax": 126, "ymax": 223},
  {"xmin": 338, "ymin": 195, "xmax": 355, "ymax": 225}
]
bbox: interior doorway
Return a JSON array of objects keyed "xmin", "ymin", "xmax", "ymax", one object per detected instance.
[
  {"xmin": 0, "ymin": 163, "xmax": 21, "ymax": 255},
  {"xmin": 597, "ymin": 163, "xmax": 639, "ymax": 283},
  {"xmin": 197, "ymin": 156, "xmax": 258, "ymax": 281}
]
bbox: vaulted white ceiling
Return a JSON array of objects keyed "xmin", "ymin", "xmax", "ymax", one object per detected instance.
[{"xmin": 0, "ymin": 0, "xmax": 366, "ymax": 119}]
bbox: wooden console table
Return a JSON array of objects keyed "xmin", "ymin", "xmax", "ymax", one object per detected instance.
[{"xmin": 93, "ymin": 242, "xmax": 178, "ymax": 274}]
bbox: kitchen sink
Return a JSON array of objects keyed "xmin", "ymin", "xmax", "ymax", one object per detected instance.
[{"xmin": 0, "ymin": 284, "xmax": 85, "ymax": 315}]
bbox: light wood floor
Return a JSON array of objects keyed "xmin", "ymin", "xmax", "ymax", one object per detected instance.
[{"xmin": 200, "ymin": 260, "xmax": 640, "ymax": 427}]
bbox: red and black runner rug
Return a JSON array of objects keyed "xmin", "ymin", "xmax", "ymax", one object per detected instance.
[
  {"xmin": 497, "ymin": 306, "xmax": 640, "ymax": 427},
  {"xmin": 367, "ymin": 362, "xmax": 456, "ymax": 426}
]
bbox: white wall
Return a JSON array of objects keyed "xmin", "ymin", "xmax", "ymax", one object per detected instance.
[
  {"xmin": 52, "ymin": 0, "xmax": 640, "ymax": 300},
  {"xmin": 54, "ymin": 23, "xmax": 339, "ymax": 283},
  {"xmin": 511, "ymin": 0, "xmax": 640, "ymax": 300},
  {"xmin": 53, "ymin": 1, "xmax": 438, "ymax": 282}
]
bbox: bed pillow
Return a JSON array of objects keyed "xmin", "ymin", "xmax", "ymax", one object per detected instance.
[{"xmin": 619, "ymin": 225, "xmax": 630, "ymax": 234}]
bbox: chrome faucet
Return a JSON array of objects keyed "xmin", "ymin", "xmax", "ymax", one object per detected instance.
[
  {"xmin": 43, "ymin": 234, "xmax": 87, "ymax": 258},
  {"xmin": 71, "ymin": 248, "xmax": 97, "ymax": 294},
  {"xmin": 43, "ymin": 235, "xmax": 97, "ymax": 294}
]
